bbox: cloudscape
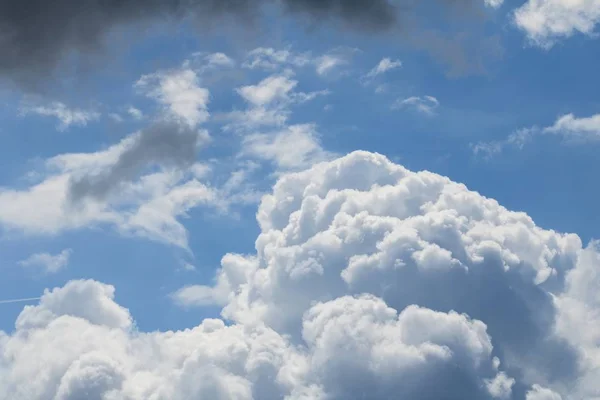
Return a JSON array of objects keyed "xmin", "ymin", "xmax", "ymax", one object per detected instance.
[{"xmin": 1, "ymin": 0, "xmax": 600, "ymax": 399}]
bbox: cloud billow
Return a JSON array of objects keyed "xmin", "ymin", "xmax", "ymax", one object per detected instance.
[{"xmin": 1, "ymin": 151, "xmax": 597, "ymax": 399}]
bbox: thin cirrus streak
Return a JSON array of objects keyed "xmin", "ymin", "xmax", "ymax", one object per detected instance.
[{"xmin": 0, "ymin": 297, "xmax": 40, "ymax": 305}]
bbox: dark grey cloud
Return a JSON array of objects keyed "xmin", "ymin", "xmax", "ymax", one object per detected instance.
[
  {"xmin": 279, "ymin": 0, "xmax": 396, "ymax": 30},
  {"xmin": 67, "ymin": 120, "xmax": 208, "ymax": 203},
  {"xmin": 0, "ymin": 0, "xmax": 500, "ymax": 89},
  {"xmin": 0, "ymin": 0, "xmax": 393, "ymax": 88}
]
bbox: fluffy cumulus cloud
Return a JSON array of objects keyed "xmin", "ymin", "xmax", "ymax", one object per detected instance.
[
  {"xmin": 514, "ymin": 0, "xmax": 600, "ymax": 48},
  {"xmin": 135, "ymin": 68, "xmax": 210, "ymax": 127},
  {"xmin": 237, "ymin": 74, "xmax": 299, "ymax": 107},
  {"xmin": 2, "ymin": 151, "xmax": 600, "ymax": 399},
  {"xmin": 0, "ymin": 281, "xmax": 509, "ymax": 400},
  {"xmin": 526, "ymin": 385, "xmax": 563, "ymax": 400}
]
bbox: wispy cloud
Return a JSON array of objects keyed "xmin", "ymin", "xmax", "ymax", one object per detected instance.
[
  {"xmin": 365, "ymin": 58, "xmax": 402, "ymax": 79},
  {"xmin": 241, "ymin": 124, "xmax": 332, "ymax": 171},
  {"xmin": 19, "ymin": 101, "xmax": 100, "ymax": 131},
  {"xmin": 18, "ymin": 249, "xmax": 73, "ymax": 274},
  {"xmin": 224, "ymin": 71, "xmax": 330, "ymax": 133},
  {"xmin": 202, "ymin": 52, "xmax": 235, "ymax": 68},
  {"xmin": 127, "ymin": 106, "xmax": 144, "ymax": 120},
  {"xmin": 242, "ymin": 46, "xmax": 358, "ymax": 79},
  {"xmin": 392, "ymin": 96, "xmax": 440, "ymax": 115},
  {"xmin": 315, "ymin": 47, "xmax": 359, "ymax": 77},
  {"xmin": 242, "ymin": 47, "xmax": 311, "ymax": 70},
  {"xmin": 0, "ymin": 51, "xmax": 333, "ymax": 250},
  {"xmin": 472, "ymin": 112, "xmax": 600, "ymax": 158}
]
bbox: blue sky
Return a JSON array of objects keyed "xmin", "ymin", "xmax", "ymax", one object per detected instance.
[
  {"xmin": 1, "ymin": 0, "xmax": 600, "ymax": 332},
  {"xmin": 1, "ymin": 1, "xmax": 600, "ymax": 398}
]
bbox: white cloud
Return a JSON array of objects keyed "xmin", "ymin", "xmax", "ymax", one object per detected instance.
[
  {"xmin": 224, "ymin": 72, "xmax": 329, "ymax": 133},
  {"xmin": 120, "ymin": 176, "xmax": 217, "ymax": 248},
  {"xmin": 486, "ymin": 372, "xmax": 515, "ymax": 399},
  {"xmin": 0, "ymin": 122, "xmax": 221, "ymax": 249},
  {"xmin": 135, "ymin": 68, "xmax": 209, "ymax": 127},
  {"xmin": 18, "ymin": 249, "xmax": 72, "ymax": 274},
  {"xmin": 472, "ymin": 112, "xmax": 600, "ymax": 157},
  {"xmin": 0, "ymin": 173, "xmax": 111, "ymax": 236},
  {"xmin": 203, "ymin": 52, "xmax": 235, "ymax": 68},
  {"xmin": 0, "ymin": 279, "xmax": 510, "ymax": 400},
  {"xmin": 550, "ymin": 243, "xmax": 600, "ymax": 399},
  {"xmin": 366, "ymin": 57, "xmax": 402, "ymax": 78},
  {"xmin": 191, "ymin": 151, "xmax": 586, "ymax": 396},
  {"xmin": 0, "ymin": 114, "xmax": 262, "ymax": 248},
  {"xmin": 171, "ymin": 253, "xmax": 255, "ymax": 308},
  {"xmin": 514, "ymin": 0, "xmax": 600, "ymax": 48},
  {"xmin": 19, "ymin": 101, "xmax": 100, "ymax": 131},
  {"xmin": 393, "ymin": 95, "xmax": 440, "ymax": 115},
  {"xmin": 235, "ymin": 73, "xmax": 328, "ymax": 110},
  {"xmin": 237, "ymin": 74, "xmax": 298, "ymax": 107},
  {"xmin": 315, "ymin": 54, "xmax": 343, "ymax": 76},
  {"xmin": 4, "ymin": 151, "xmax": 600, "ymax": 398},
  {"xmin": 545, "ymin": 112, "xmax": 600, "ymax": 139},
  {"xmin": 526, "ymin": 385, "xmax": 563, "ymax": 400},
  {"xmin": 314, "ymin": 47, "xmax": 358, "ymax": 77},
  {"xmin": 171, "ymin": 285, "xmax": 219, "ymax": 307},
  {"xmin": 108, "ymin": 107, "xmax": 143, "ymax": 123},
  {"xmin": 470, "ymin": 128, "xmax": 532, "ymax": 158},
  {"xmin": 0, "ymin": 165, "xmax": 215, "ymax": 249},
  {"xmin": 361, "ymin": 58, "xmax": 402, "ymax": 92},
  {"xmin": 485, "ymin": 0, "xmax": 504, "ymax": 9},
  {"xmin": 242, "ymin": 46, "xmax": 357, "ymax": 79},
  {"xmin": 127, "ymin": 106, "xmax": 143, "ymax": 120},
  {"xmin": 241, "ymin": 124, "xmax": 332, "ymax": 170}
]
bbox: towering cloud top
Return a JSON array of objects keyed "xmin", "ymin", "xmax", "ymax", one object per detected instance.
[{"xmin": 1, "ymin": 151, "xmax": 597, "ymax": 399}]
